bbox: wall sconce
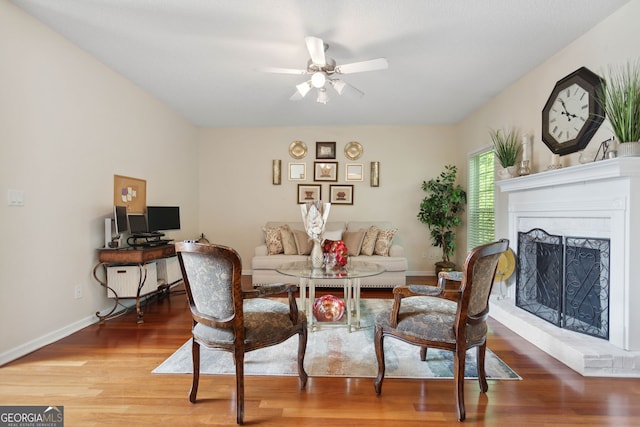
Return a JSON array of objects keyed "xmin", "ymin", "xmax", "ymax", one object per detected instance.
[
  {"xmin": 370, "ymin": 161, "xmax": 380, "ymax": 187},
  {"xmin": 272, "ymin": 160, "xmax": 281, "ymax": 185}
]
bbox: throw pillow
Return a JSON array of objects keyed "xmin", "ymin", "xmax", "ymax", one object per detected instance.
[
  {"xmin": 342, "ymin": 229, "xmax": 365, "ymax": 256},
  {"xmin": 374, "ymin": 228, "xmax": 398, "ymax": 256},
  {"xmin": 360, "ymin": 226, "xmax": 379, "ymax": 256},
  {"xmin": 293, "ymin": 229, "xmax": 313, "ymax": 255},
  {"xmin": 280, "ymin": 226, "xmax": 298, "ymax": 255},
  {"xmin": 263, "ymin": 225, "xmax": 285, "ymax": 255},
  {"xmin": 323, "ymin": 229, "xmax": 343, "ymax": 241}
]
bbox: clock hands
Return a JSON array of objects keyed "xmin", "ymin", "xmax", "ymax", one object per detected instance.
[{"xmin": 559, "ymin": 99, "xmax": 577, "ymax": 121}]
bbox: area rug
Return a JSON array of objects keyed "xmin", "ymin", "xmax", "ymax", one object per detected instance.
[{"xmin": 153, "ymin": 298, "xmax": 520, "ymax": 379}]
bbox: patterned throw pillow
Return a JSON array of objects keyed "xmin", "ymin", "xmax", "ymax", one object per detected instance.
[
  {"xmin": 263, "ymin": 225, "xmax": 286, "ymax": 255},
  {"xmin": 342, "ymin": 229, "xmax": 365, "ymax": 256},
  {"xmin": 360, "ymin": 226, "xmax": 379, "ymax": 256},
  {"xmin": 280, "ymin": 226, "xmax": 298, "ymax": 255},
  {"xmin": 374, "ymin": 228, "xmax": 398, "ymax": 256},
  {"xmin": 293, "ymin": 229, "xmax": 313, "ymax": 255}
]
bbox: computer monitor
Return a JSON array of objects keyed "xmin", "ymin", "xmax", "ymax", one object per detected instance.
[
  {"xmin": 146, "ymin": 206, "xmax": 180, "ymax": 232},
  {"xmin": 113, "ymin": 205, "xmax": 128, "ymax": 235},
  {"xmin": 128, "ymin": 214, "xmax": 148, "ymax": 235}
]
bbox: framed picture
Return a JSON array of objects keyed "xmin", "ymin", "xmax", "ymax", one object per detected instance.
[
  {"xmin": 329, "ymin": 185, "xmax": 354, "ymax": 205},
  {"xmin": 316, "ymin": 141, "xmax": 336, "ymax": 159},
  {"xmin": 288, "ymin": 163, "xmax": 306, "ymax": 180},
  {"xmin": 314, "ymin": 161, "xmax": 338, "ymax": 181},
  {"xmin": 297, "ymin": 184, "xmax": 322, "ymax": 204},
  {"xmin": 345, "ymin": 163, "xmax": 364, "ymax": 181}
]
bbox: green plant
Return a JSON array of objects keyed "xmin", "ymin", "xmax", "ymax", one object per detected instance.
[
  {"xmin": 490, "ymin": 127, "xmax": 521, "ymax": 167},
  {"xmin": 597, "ymin": 61, "xmax": 640, "ymax": 143},
  {"xmin": 417, "ymin": 165, "xmax": 467, "ymax": 264}
]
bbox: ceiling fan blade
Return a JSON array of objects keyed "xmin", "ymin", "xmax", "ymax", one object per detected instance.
[
  {"xmin": 260, "ymin": 67, "xmax": 308, "ymax": 75},
  {"xmin": 335, "ymin": 58, "xmax": 389, "ymax": 74},
  {"xmin": 305, "ymin": 36, "xmax": 326, "ymax": 66}
]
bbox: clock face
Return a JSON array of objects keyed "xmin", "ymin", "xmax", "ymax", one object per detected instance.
[
  {"xmin": 541, "ymin": 67, "xmax": 605, "ymax": 155},
  {"xmin": 548, "ymin": 83, "xmax": 590, "ymax": 143}
]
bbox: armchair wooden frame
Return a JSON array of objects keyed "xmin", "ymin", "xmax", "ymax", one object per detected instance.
[
  {"xmin": 175, "ymin": 242, "xmax": 308, "ymax": 424},
  {"xmin": 374, "ymin": 239, "xmax": 509, "ymax": 421}
]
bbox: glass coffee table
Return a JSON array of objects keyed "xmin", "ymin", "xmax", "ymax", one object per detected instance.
[{"xmin": 277, "ymin": 260, "xmax": 385, "ymax": 331}]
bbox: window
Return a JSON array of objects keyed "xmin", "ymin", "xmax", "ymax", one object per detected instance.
[{"xmin": 467, "ymin": 149, "xmax": 495, "ymax": 251}]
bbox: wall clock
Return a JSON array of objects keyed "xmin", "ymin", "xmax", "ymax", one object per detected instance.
[{"xmin": 541, "ymin": 66, "xmax": 604, "ymax": 155}]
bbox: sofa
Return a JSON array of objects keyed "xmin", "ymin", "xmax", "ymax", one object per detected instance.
[{"xmin": 251, "ymin": 221, "xmax": 408, "ymax": 288}]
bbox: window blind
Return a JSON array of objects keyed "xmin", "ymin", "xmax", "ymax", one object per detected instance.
[{"xmin": 467, "ymin": 150, "xmax": 495, "ymax": 250}]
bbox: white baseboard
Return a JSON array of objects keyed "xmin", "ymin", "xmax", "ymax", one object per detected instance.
[
  {"xmin": 0, "ymin": 299, "xmax": 140, "ymax": 366},
  {"xmin": 0, "ymin": 313, "xmax": 99, "ymax": 366}
]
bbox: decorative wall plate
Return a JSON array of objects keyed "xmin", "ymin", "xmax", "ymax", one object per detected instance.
[
  {"xmin": 344, "ymin": 141, "xmax": 363, "ymax": 160},
  {"xmin": 289, "ymin": 140, "xmax": 307, "ymax": 159}
]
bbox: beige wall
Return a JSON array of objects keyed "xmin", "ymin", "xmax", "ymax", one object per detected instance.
[
  {"xmin": 197, "ymin": 125, "xmax": 459, "ymax": 273},
  {"xmin": 0, "ymin": 2, "xmax": 199, "ymax": 362}
]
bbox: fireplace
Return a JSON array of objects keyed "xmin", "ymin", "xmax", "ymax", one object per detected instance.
[
  {"xmin": 516, "ymin": 228, "xmax": 610, "ymax": 340},
  {"xmin": 495, "ymin": 157, "xmax": 640, "ymax": 377}
]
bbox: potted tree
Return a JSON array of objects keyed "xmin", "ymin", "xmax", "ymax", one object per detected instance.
[
  {"xmin": 490, "ymin": 127, "xmax": 521, "ymax": 178},
  {"xmin": 597, "ymin": 61, "xmax": 640, "ymax": 156},
  {"xmin": 417, "ymin": 164, "xmax": 467, "ymax": 275}
]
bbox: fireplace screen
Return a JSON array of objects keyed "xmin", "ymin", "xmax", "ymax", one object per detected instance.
[{"xmin": 516, "ymin": 228, "xmax": 610, "ymax": 340}]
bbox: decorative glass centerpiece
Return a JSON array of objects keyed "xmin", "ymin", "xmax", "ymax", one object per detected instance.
[
  {"xmin": 301, "ymin": 201, "xmax": 331, "ymax": 269},
  {"xmin": 312, "ymin": 295, "xmax": 345, "ymax": 322}
]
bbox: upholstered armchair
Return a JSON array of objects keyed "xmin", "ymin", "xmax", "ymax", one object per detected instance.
[
  {"xmin": 175, "ymin": 242, "xmax": 308, "ymax": 425},
  {"xmin": 373, "ymin": 239, "xmax": 509, "ymax": 421}
]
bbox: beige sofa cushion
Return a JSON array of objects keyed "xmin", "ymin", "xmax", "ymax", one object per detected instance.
[
  {"xmin": 293, "ymin": 229, "xmax": 313, "ymax": 255},
  {"xmin": 342, "ymin": 229, "xmax": 366, "ymax": 256},
  {"xmin": 374, "ymin": 228, "xmax": 397, "ymax": 256},
  {"xmin": 360, "ymin": 226, "xmax": 379, "ymax": 256},
  {"xmin": 281, "ymin": 226, "xmax": 298, "ymax": 255},
  {"xmin": 263, "ymin": 225, "xmax": 286, "ymax": 255}
]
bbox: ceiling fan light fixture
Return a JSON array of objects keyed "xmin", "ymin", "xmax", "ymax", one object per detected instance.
[
  {"xmin": 311, "ymin": 72, "xmax": 326, "ymax": 89},
  {"xmin": 296, "ymin": 81, "xmax": 312, "ymax": 97},
  {"xmin": 329, "ymin": 79, "xmax": 346, "ymax": 95},
  {"xmin": 316, "ymin": 88, "xmax": 329, "ymax": 104}
]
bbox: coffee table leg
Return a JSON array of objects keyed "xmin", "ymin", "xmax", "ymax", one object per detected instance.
[
  {"xmin": 299, "ymin": 277, "xmax": 307, "ymax": 314},
  {"xmin": 308, "ymin": 278, "xmax": 316, "ymax": 331},
  {"xmin": 353, "ymin": 278, "xmax": 361, "ymax": 330},
  {"xmin": 344, "ymin": 278, "xmax": 352, "ymax": 332}
]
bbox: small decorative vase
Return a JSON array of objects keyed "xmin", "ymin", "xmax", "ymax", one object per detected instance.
[
  {"xmin": 498, "ymin": 165, "xmax": 518, "ymax": 180},
  {"xmin": 617, "ymin": 141, "xmax": 640, "ymax": 157},
  {"xmin": 311, "ymin": 240, "xmax": 324, "ymax": 269}
]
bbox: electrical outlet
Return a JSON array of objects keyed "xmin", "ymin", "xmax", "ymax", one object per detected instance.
[{"xmin": 74, "ymin": 285, "xmax": 83, "ymax": 299}]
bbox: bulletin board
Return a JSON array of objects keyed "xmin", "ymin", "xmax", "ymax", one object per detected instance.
[{"xmin": 113, "ymin": 175, "xmax": 146, "ymax": 213}]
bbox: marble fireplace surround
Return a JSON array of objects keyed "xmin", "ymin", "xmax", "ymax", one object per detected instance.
[{"xmin": 494, "ymin": 157, "xmax": 640, "ymax": 377}]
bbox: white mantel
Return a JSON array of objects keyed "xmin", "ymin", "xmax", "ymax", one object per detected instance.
[{"xmin": 493, "ymin": 157, "xmax": 640, "ymax": 376}]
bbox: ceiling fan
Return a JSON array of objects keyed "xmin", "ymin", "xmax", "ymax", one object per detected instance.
[{"xmin": 263, "ymin": 36, "xmax": 389, "ymax": 104}]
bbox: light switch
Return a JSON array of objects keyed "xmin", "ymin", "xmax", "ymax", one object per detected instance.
[{"xmin": 8, "ymin": 190, "xmax": 24, "ymax": 206}]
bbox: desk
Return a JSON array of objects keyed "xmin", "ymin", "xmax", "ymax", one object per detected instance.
[
  {"xmin": 94, "ymin": 245, "xmax": 177, "ymax": 323},
  {"xmin": 277, "ymin": 261, "xmax": 384, "ymax": 331}
]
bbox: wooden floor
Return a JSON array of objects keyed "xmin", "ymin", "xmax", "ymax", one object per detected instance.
[{"xmin": 2, "ymin": 278, "xmax": 640, "ymax": 426}]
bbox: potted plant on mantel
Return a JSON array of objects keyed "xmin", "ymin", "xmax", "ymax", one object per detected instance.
[
  {"xmin": 597, "ymin": 61, "xmax": 640, "ymax": 156},
  {"xmin": 490, "ymin": 127, "xmax": 521, "ymax": 179},
  {"xmin": 417, "ymin": 164, "xmax": 467, "ymax": 275}
]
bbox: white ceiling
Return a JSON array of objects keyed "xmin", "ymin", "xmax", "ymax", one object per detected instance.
[{"xmin": 11, "ymin": 0, "xmax": 630, "ymax": 128}]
